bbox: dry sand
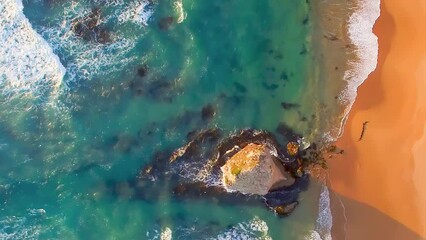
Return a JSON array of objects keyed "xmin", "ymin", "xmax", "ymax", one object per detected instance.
[{"xmin": 329, "ymin": 0, "xmax": 426, "ymax": 238}]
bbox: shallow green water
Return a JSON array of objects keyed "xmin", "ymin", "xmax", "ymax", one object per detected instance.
[{"xmin": 0, "ymin": 0, "xmax": 324, "ymax": 238}]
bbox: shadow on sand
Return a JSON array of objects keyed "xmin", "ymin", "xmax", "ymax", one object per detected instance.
[{"xmin": 329, "ymin": 190, "xmax": 424, "ymax": 240}]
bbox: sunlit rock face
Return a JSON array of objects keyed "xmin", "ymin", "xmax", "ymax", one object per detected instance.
[{"xmin": 221, "ymin": 143, "xmax": 295, "ymax": 195}]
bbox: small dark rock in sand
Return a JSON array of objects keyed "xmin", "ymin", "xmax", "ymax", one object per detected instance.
[
  {"xmin": 158, "ymin": 17, "xmax": 174, "ymax": 30},
  {"xmin": 201, "ymin": 104, "xmax": 216, "ymax": 121}
]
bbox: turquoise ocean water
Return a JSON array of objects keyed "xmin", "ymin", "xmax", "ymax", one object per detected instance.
[{"xmin": 0, "ymin": 0, "xmax": 329, "ymax": 239}]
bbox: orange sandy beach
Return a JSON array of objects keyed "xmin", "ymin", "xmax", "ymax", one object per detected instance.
[{"xmin": 329, "ymin": 0, "xmax": 426, "ymax": 239}]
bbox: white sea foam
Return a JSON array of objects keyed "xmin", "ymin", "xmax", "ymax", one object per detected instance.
[
  {"xmin": 213, "ymin": 217, "xmax": 271, "ymax": 240},
  {"xmin": 305, "ymin": 186, "xmax": 332, "ymax": 240},
  {"xmin": 335, "ymin": 0, "xmax": 381, "ymax": 138},
  {"xmin": 147, "ymin": 217, "xmax": 270, "ymax": 240},
  {"xmin": 315, "ymin": 186, "xmax": 333, "ymax": 240},
  {"xmin": 117, "ymin": 0, "xmax": 154, "ymax": 26},
  {"xmin": 32, "ymin": 0, "xmax": 156, "ymax": 85},
  {"xmin": 36, "ymin": 6, "xmax": 135, "ymax": 84},
  {"xmin": 174, "ymin": 0, "xmax": 187, "ymax": 24},
  {"xmin": 0, "ymin": 0, "xmax": 65, "ymax": 101},
  {"xmin": 0, "ymin": 216, "xmax": 41, "ymax": 239},
  {"xmin": 160, "ymin": 227, "xmax": 172, "ymax": 240}
]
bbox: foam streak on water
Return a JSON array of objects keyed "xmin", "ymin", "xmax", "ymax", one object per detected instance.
[
  {"xmin": 174, "ymin": 0, "xmax": 186, "ymax": 24},
  {"xmin": 0, "ymin": 0, "xmax": 65, "ymax": 100},
  {"xmin": 337, "ymin": 0, "xmax": 381, "ymax": 137}
]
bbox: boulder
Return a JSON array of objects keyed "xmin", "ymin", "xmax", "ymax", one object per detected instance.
[{"xmin": 221, "ymin": 143, "xmax": 295, "ymax": 195}]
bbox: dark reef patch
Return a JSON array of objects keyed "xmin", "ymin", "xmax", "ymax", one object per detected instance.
[
  {"xmin": 70, "ymin": 7, "xmax": 111, "ymax": 44},
  {"xmin": 201, "ymin": 104, "xmax": 216, "ymax": 122},
  {"xmin": 234, "ymin": 82, "xmax": 247, "ymax": 93},
  {"xmin": 262, "ymin": 82, "xmax": 279, "ymax": 90},
  {"xmin": 281, "ymin": 102, "xmax": 300, "ymax": 110},
  {"xmin": 158, "ymin": 17, "xmax": 175, "ymax": 30}
]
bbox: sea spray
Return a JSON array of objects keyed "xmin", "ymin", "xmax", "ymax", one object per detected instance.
[
  {"xmin": 336, "ymin": 0, "xmax": 381, "ymax": 137},
  {"xmin": 0, "ymin": 0, "xmax": 65, "ymax": 101}
]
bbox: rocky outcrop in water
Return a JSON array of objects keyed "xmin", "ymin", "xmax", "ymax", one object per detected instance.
[
  {"xmin": 71, "ymin": 7, "xmax": 111, "ymax": 44},
  {"xmin": 221, "ymin": 143, "xmax": 294, "ymax": 195},
  {"xmin": 102, "ymin": 128, "xmax": 322, "ymax": 217}
]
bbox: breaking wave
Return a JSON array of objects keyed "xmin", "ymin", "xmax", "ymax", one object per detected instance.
[
  {"xmin": 212, "ymin": 217, "xmax": 271, "ymax": 240},
  {"xmin": 305, "ymin": 186, "xmax": 332, "ymax": 240},
  {"xmin": 34, "ymin": 0, "xmax": 156, "ymax": 85},
  {"xmin": 0, "ymin": 0, "xmax": 65, "ymax": 102},
  {"xmin": 146, "ymin": 217, "xmax": 271, "ymax": 240},
  {"xmin": 336, "ymin": 0, "xmax": 381, "ymax": 137}
]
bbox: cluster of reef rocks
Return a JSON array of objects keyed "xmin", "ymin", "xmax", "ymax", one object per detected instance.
[{"xmin": 104, "ymin": 126, "xmax": 330, "ymax": 217}]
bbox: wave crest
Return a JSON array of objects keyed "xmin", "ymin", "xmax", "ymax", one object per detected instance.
[
  {"xmin": 0, "ymin": 0, "xmax": 65, "ymax": 101},
  {"xmin": 337, "ymin": 0, "xmax": 381, "ymax": 137}
]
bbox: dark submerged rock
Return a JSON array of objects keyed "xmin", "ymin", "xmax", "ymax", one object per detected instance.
[
  {"xmin": 276, "ymin": 122, "xmax": 302, "ymax": 142},
  {"xmin": 233, "ymin": 82, "xmax": 247, "ymax": 93},
  {"xmin": 137, "ymin": 64, "xmax": 148, "ymax": 77},
  {"xmin": 129, "ymin": 76, "xmax": 177, "ymax": 101},
  {"xmin": 274, "ymin": 201, "xmax": 299, "ymax": 217},
  {"xmin": 71, "ymin": 7, "xmax": 111, "ymax": 44},
  {"xmin": 262, "ymin": 82, "xmax": 279, "ymax": 90},
  {"xmin": 201, "ymin": 104, "xmax": 216, "ymax": 121},
  {"xmin": 158, "ymin": 17, "xmax": 174, "ymax": 30},
  {"xmin": 281, "ymin": 102, "xmax": 300, "ymax": 110},
  {"xmin": 280, "ymin": 71, "xmax": 289, "ymax": 81},
  {"xmin": 112, "ymin": 134, "xmax": 138, "ymax": 153},
  {"xmin": 300, "ymin": 44, "xmax": 308, "ymax": 55}
]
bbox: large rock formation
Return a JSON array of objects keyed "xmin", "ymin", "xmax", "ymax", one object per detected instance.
[
  {"xmin": 221, "ymin": 143, "xmax": 295, "ymax": 195},
  {"xmin": 105, "ymin": 128, "xmax": 316, "ymax": 217}
]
